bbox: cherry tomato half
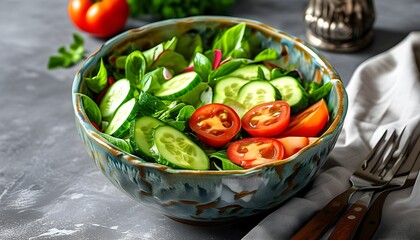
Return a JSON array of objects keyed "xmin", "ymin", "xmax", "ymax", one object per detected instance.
[
  {"xmin": 242, "ymin": 101, "xmax": 291, "ymax": 137},
  {"xmin": 281, "ymin": 99, "xmax": 329, "ymax": 137},
  {"xmin": 276, "ymin": 136, "xmax": 310, "ymax": 158},
  {"xmin": 227, "ymin": 137, "xmax": 285, "ymax": 169},
  {"xmin": 68, "ymin": 0, "xmax": 129, "ymax": 38},
  {"xmin": 189, "ymin": 103, "xmax": 241, "ymax": 147}
]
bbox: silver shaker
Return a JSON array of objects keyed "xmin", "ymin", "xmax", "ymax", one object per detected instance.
[{"xmin": 304, "ymin": 0, "xmax": 375, "ymax": 52}]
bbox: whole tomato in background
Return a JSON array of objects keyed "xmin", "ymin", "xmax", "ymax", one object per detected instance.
[{"xmin": 68, "ymin": 0, "xmax": 129, "ymax": 38}]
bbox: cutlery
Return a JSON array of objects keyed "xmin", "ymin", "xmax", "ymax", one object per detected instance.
[
  {"xmin": 327, "ymin": 134, "xmax": 420, "ymax": 240},
  {"xmin": 291, "ymin": 128, "xmax": 407, "ymax": 240},
  {"xmin": 355, "ymin": 135, "xmax": 420, "ymax": 240}
]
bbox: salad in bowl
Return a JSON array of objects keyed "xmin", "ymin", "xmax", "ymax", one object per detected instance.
[{"xmin": 72, "ymin": 16, "xmax": 347, "ymax": 223}]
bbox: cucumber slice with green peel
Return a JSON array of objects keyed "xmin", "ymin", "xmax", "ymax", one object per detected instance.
[
  {"xmin": 99, "ymin": 79, "xmax": 134, "ymax": 119},
  {"xmin": 213, "ymin": 77, "xmax": 249, "ymax": 104},
  {"xmin": 130, "ymin": 116, "xmax": 166, "ymax": 160},
  {"xmin": 225, "ymin": 64, "xmax": 271, "ymax": 80},
  {"xmin": 150, "ymin": 125, "xmax": 210, "ymax": 170},
  {"xmin": 104, "ymin": 98, "xmax": 139, "ymax": 137},
  {"xmin": 237, "ymin": 80, "xmax": 278, "ymax": 113},
  {"xmin": 154, "ymin": 71, "xmax": 201, "ymax": 100},
  {"xmin": 270, "ymin": 76, "xmax": 309, "ymax": 114}
]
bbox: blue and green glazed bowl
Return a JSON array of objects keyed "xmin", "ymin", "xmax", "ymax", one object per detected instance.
[{"xmin": 72, "ymin": 16, "xmax": 348, "ymax": 224}]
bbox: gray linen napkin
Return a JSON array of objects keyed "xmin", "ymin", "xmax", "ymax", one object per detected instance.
[{"xmin": 243, "ymin": 32, "xmax": 420, "ymax": 240}]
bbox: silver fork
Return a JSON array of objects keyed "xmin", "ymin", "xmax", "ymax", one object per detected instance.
[
  {"xmin": 327, "ymin": 132, "xmax": 419, "ymax": 240},
  {"xmin": 355, "ymin": 135, "xmax": 420, "ymax": 240},
  {"xmin": 291, "ymin": 128, "xmax": 408, "ymax": 240}
]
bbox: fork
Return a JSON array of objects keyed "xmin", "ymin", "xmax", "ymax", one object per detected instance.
[
  {"xmin": 327, "ymin": 133, "xmax": 419, "ymax": 240},
  {"xmin": 291, "ymin": 128, "xmax": 408, "ymax": 240},
  {"xmin": 355, "ymin": 135, "xmax": 420, "ymax": 240}
]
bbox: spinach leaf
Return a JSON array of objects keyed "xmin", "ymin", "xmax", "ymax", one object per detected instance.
[
  {"xmin": 143, "ymin": 43, "xmax": 164, "ymax": 68},
  {"xmin": 140, "ymin": 67, "xmax": 171, "ymax": 93},
  {"xmin": 164, "ymin": 36, "xmax": 178, "ymax": 51},
  {"xmin": 137, "ymin": 91, "xmax": 168, "ymax": 116},
  {"xmin": 308, "ymin": 81, "xmax": 333, "ymax": 104},
  {"xmin": 48, "ymin": 33, "xmax": 85, "ymax": 69},
  {"xmin": 212, "ymin": 23, "xmax": 246, "ymax": 58},
  {"xmin": 78, "ymin": 93, "xmax": 102, "ymax": 127},
  {"xmin": 208, "ymin": 58, "xmax": 247, "ymax": 85},
  {"xmin": 176, "ymin": 105, "xmax": 195, "ymax": 121},
  {"xmin": 125, "ymin": 50, "xmax": 146, "ymax": 89},
  {"xmin": 193, "ymin": 52, "xmax": 212, "ymax": 82},
  {"xmin": 210, "ymin": 151, "xmax": 244, "ymax": 170},
  {"xmin": 85, "ymin": 58, "xmax": 108, "ymax": 93},
  {"xmin": 176, "ymin": 33, "xmax": 203, "ymax": 63},
  {"xmin": 152, "ymin": 50, "xmax": 188, "ymax": 74},
  {"xmin": 254, "ymin": 48, "xmax": 279, "ymax": 62},
  {"xmin": 100, "ymin": 133, "xmax": 133, "ymax": 154}
]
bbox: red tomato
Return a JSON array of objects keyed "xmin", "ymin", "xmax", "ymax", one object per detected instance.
[
  {"xmin": 227, "ymin": 137, "xmax": 285, "ymax": 169},
  {"xmin": 68, "ymin": 0, "xmax": 129, "ymax": 38},
  {"xmin": 242, "ymin": 101, "xmax": 291, "ymax": 137},
  {"xmin": 276, "ymin": 136, "xmax": 309, "ymax": 158},
  {"xmin": 281, "ymin": 99, "xmax": 329, "ymax": 137},
  {"xmin": 189, "ymin": 103, "xmax": 241, "ymax": 147}
]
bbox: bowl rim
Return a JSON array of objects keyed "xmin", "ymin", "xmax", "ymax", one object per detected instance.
[{"xmin": 72, "ymin": 16, "xmax": 348, "ymax": 175}]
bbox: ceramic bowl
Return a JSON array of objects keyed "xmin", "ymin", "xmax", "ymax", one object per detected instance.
[{"xmin": 72, "ymin": 16, "xmax": 348, "ymax": 224}]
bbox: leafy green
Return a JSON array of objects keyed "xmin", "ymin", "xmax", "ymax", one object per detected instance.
[
  {"xmin": 140, "ymin": 67, "xmax": 170, "ymax": 93},
  {"xmin": 143, "ymin": 43, "xmax": 164, "ymax": 67},
  {"xmin": 208, "ymin": 58, "xmax": 247, "ymax": 85},
  {"xmin": 176, "ymin": 105, "xmax": 195, "ymax": 121},
  {"xmin": 210, "ymin": 151, "xmax": 243, "ymax": 170},
  {"xmin": 48, "ymin": 33, "xmax": 85, "ymax": 69},
  {"xmin": 78, "ymin": 93, "xmax": 102, "ymax": 127},
  {"xmin": 152, "ymin": 50, "xmax": 188, "ymax": 74},
  {"xmin": 308, "ymin": 81, "xmax": 333, "ymax": 104},
  {"xmin": 100, "ymin": 133, "xmax": 134, "ymax": 154},
  {"xmin": 212, "ymin": 23, "xmax": 246, "ymax": 58},
  {"xmin": 125, "ymin": 50, "xmax": 147, "ymax": 89},
  {"xmin": 193, "ymin": 52, "xmax": 212, "ymax": 82},
  {"xmin": 85, "ymin": 58, "xmax": 108, "ymax": 93},
  {"xmin": 254, "ymin": 48, "xmax": 279, "ymax": 62},
  {"xmin": 137, "ymin": 91, "xmax": 168, "ymax": 116}
]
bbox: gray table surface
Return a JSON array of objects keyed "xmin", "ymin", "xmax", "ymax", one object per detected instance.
[{"xmin": 1, "ymin": 0, "xmax": 419, "ymax": 239}]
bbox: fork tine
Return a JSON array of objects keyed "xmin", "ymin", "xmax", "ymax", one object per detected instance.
[
  {"xmin": 359, "ymin": 130, "xmax": 389, "ymax": 170},
  {"xmin": 363, "ymin": 129, "xmax": 396, "ymax": 174},
  {"xmin": 373, "ymin": 126, "xmax": 407, "ymax": 177}
]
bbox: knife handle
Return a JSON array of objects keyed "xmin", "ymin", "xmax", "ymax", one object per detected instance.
[
  {"xmin": 354, "ymin": 191, "xmax": 389, "ymax": 240},
  {"xmin": 291, "ymin": 188, "xmax": 355, "ymax": 240},
  {"xmin": 327, "ymin": 202, "xmax": 369, "ymax": 240}
]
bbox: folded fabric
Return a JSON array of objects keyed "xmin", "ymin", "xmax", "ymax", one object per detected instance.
[{"xmin": 243, "ymin": 32, "xmax": 420, "ymax": 240}]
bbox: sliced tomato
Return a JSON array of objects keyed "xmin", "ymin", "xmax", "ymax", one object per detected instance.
[
  {"xmin": 227, "ymin": 137, "xmax": 285, "ymax": 169},
  {"xmin": 276, "ymin": 136, "xmax": 310, "ymax": 158},
  {"xmin": 241, "ymin": 101, "xmax": 291, "ymax": 137},
  {"xmin": 281, "ymin": 99, "xmax": 329, "ymax": 137},
  {"xmin": 189, "ymin": 103, "xmax": 241, "ymax": 147}
]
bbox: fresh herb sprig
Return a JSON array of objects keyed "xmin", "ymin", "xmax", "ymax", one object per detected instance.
[{"xmin": 48, "ymin": 33, "xmax": 85, "ymax": 69}]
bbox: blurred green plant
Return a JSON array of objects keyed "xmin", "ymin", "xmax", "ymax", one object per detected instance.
[{"xmin": 127, "ymin": 0, "xmax": 237, "ymax": 19}]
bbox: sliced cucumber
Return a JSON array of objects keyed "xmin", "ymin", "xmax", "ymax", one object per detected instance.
[
  {"xmin": 237, "ymin": 80, "xmax": 277, "ymax": 113},
  {"xmin": 130, "ymin": 116, "xmax": 166, "ymax": 160},
  {"xmin": 270, "ymin": 76, "xmax": 309, "ymax": 114},
  {"xmin": 104, "ymin": 98, "xmax": 139, "ymax": 137},
  {"xmin": 99, "ymin": 78, "xmax": 134, "ymax": 119},
  {"xmin": 213, "ymin": 77, "xmax": 249, "ymax": 103},
  {"xmin": 154, "ymin": 71, "xmax": 201, "ymax": 100},
  {"xmin": 225, "ymin": 64, "xmax": 271, "ymax": 80},
  {"xmin": 150, "ymin": 125, "xmax": 210, "ymax": 170}
]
